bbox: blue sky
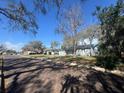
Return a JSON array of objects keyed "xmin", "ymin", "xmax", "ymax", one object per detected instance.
[{"xmin": 0, "ymin": 0, "xmax": 116, "ymax": 51}]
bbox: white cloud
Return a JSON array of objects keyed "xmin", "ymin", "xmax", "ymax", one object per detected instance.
[{"xmin": 4, "ymin": 42, "xmax": 24, "ymax": 52}]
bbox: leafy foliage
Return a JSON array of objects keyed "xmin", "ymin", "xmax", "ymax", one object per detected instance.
[
  {"xmin": 95, "ymin": 0, "xmax": 124, "ymax": 69},
  {"xmin": 61, "ymin": 35, "xmax": 74, "ymax": 50},
  {"xmin": 0, "ymin": 44, "xmax": 7, "ymax": 54},
  {"xmin": 0, "ymin": 0, "xmax": 85, "ymax": 34},
  {"xmin": 22, "ymin": 41, "xmax": 45, "ymax": 53},
  {"xmin": 0, "ymin": 0, "xmax": 64, "ymax": 34},
  {"xmin": 5, "ymin": 49, "xmax": 17, "ymax": 55},
  {"xmin": 96, "ymin": 56, "xmax": 118, "ymax": 70},
  {"xmin": 95, "ymin": 0, "xmax": 124, "ymax": 57},
  {"xmin": 80, "ymin": 25, "xmax": 100, "ymax": 41},
  {"xmin": 0, "ymin": 1, "xmax": 38, "ymax": 34},
  {"xmin": 33, "ymin": 0, "xmax": 63, "ymax": 14}
]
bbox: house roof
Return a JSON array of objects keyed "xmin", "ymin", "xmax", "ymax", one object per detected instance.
[
  {"xmin": 64, "ymin": 44, "xmax": 97, "ymax": 51},
  {"xmin": 44, "ymin": 49, "xmax": 62, "ymax": 52},
  {"xmin": 76, "ymin": 45, "xmax": 92, "ymax": 50}
]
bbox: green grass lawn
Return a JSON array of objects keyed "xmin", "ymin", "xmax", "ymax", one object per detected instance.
[
  {"xmin": 27, "ymin": 54, "xmax": 60, "ymax": 58},
  {"xmin": 58, "ymin": 55, "xmax": 96, "ymax": 61},
  {"xmin": 26, "ymin": 54, "xmax": 96, "ymax": 62}
]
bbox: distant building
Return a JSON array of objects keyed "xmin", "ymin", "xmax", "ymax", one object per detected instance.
[
  {"xmin": 0, "ymin": 49, "xmax": 17, "ymax": 55},
  {"xmin": 63, "ymin": 38, "xmax": 98, "ymax": 56},
  {"xmin": 44, "ymin": 49, "xmax": 59, "ymax": 55},
  {"xmin": 23, "ymin": 50, "xmax": 37, "ymax": 55},
  {"xmin": 43, "ymin": 49, "xmax": 67, "ymax": 56},
  {"xmin": 43, "ymin": 38, "xmax": 98, "ymax": 56},
  {"xmin": 22, "ymin": 49, "xmax": 43, "ymax": 55},
  {"xmin": 76, "ymin": 45, "xmax": 98, "ymax": 56},
  {"xmin": 59, "ymin": 50, "xmax": 66, "ymax": 56}
]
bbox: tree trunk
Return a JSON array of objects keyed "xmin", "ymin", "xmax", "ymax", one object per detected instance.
[
  {"xmin": 73, "ymin": 39, "xmax": 77, "ymax": 56},
  {"xmin": 89, "ymin": 40, "xmax": 92, "ymax": 56},
  {"xmin": 73, "ymin": 44, "xmax": 76, "ymax": 56}
]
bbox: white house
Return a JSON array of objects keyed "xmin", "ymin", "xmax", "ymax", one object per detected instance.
[
  {"xmin": 76, "ymin": 38, "xmax": 98, "ymax": 56},
  {"xmin": 63, "ymin": 38, "xmax": 98, "ymax": 56},
  {"xmin": 43, "ymin": 38, "xmax": 98, "ymax": 56},
  {"xmin": 23, "ymin": 50, "xmax": 37, "ymax": 55},
  {"xmin": 75, "ymin": 38, "xmax": 98, "ymax": 56},
  {"xmin": 76, "ymin": 45, "xmax": 97, "ymax": 56},
  {"xmin": 59, "ymin": 50, "xmax": 66, "ymax": 56},
  {"xmin": 44, "ymin": 49, "xmax": 59, "ymax": 55}
]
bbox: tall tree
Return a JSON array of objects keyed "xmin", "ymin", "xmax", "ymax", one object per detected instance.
[
  {"xmin": 6, "ymin": 49, "xmax": 17, "ymax": 55},
  {"xmin": 0, "ymin": 44, "xmax": 6, "ymax": 54},
  {"xmin": 61, "ymin": 35, "xmax": 73, "ymax": 50},
  {"xmin": 78, "ymin": 25, "xmax": 100, "ymax": 55},
  {"xmin": 51, "ymin": 41, "xmax": 59, "ymax": 49},
  {"xmin": 22, "ymin": 41, "xmax": 45, "ymax": 53},
  {"xmin": 56, "ymin": 4, "xmax": 83, "ymax": 55},
  {"xmin": 94, "ymin": 0, "xmax": 124, "ymax": 58},
  {"xmin": 94, "ymin": 0, "xmax": 124, "ymax": 69}
]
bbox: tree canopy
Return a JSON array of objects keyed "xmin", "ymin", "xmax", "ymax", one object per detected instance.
[
  {"xmin": 0, "ymin": 0, "xmax": 84, "ymax": 34},
  {"xmin": 56, "ymin": 4, "xmax": 83, "ymax": 54},
  {"xmin": 95, "ymin": 0, "xmax": 124, "ymax": 69},
  {"xmin": 78, "ymin": 25, "xmax": 100, "ymax": 44},
  {"xmin": 95, "ymin": 0, "xmax": 124, "ymax": 57},
  {"xmin": 22, "ymin": 41, "xmax": 45, "ymax": 53},
  {"xmin": 0, "ymin": 44, "xmax": 6, "ymax": 54},
  {"xmin": 51, "ymin": 41, "xmax": 59, "ymax": 49},
  {"xmin": 0, "ymin": 0, "xmax": 63, "ymax": 34}
]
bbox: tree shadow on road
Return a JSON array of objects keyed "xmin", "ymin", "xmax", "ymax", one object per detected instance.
[
  {"xmin": 1, "ymin": 57, "xmax": 124, "ymax": 93},
  {"xmin": 85, "ymin": 70, "xmax": 124, "ymax": 93},
  {"xmin": 61, "ymin": 74, "xmax": 81, "ymax": 93},
  {"xmin": 61, "ymin": 70, "xmax": 124, "ymax": 93},
  {"xmin": 7, "ymin": 70, "xmax": 53, "ymax": 93},
  {"xmin": 1, "ymin": 57, "xmax": 67, "ymax": 93}
]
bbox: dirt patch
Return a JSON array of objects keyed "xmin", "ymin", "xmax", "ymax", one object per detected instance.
[{"xmin": 2, "ymin": 57, "xmax": 124, "ymax": 93}]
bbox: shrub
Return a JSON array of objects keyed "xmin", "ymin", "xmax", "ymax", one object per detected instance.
[{"xmin": 96, "ymin": 56, "xmax": 118, "ymax": 70}]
